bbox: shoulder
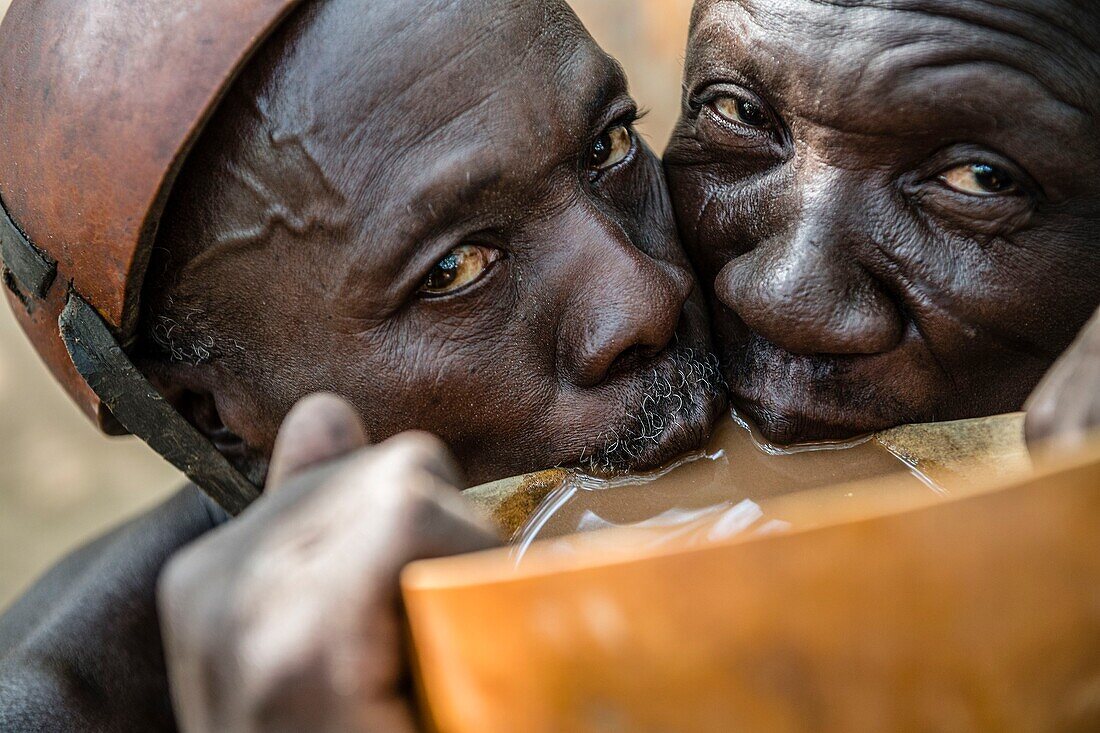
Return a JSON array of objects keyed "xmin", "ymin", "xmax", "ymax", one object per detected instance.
[{"xmin": 0, "ymin": 484, "xmax": 228, "ymax": 732}]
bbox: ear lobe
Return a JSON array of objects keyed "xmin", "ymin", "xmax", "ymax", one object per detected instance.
[
  {"xmin": 145, "ymin": 368, "xmax": 249, "ymax": 456},
  {"xmin": 138, "ymin": 363, "xmax": 270, "ymax": 484},
  {"xmin": 178, "ymin": 390, "xmax": 250, "ymax": 459}
]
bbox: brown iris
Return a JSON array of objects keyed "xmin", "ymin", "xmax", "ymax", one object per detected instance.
[
  {"xmin": 713, "ymin": 96, "xmax": 768, "ymax": 128},
  {"xmin": 419, "ymin": 244, "xmax": 500, "ymax": 297},
  {"xmin": 941, "ymin": 163, "xmax": 1018, "ymax": 196},
  {"xmin": 589, "ymin": 125, "xmax": 632, "ymax": 171}
]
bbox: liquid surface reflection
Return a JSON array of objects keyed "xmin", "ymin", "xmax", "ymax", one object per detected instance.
[{"xmin": 511, "ymin": 409, "xmax": 945, "ymax": 564}]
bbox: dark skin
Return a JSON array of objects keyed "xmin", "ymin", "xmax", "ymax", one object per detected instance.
[
  {"xmin": 160, "ymin": 3, "xmax": 1100, "ymax": 728},
  {"xmin": 142, "ymin": 0, "xmax": 723, "ymax": 486},
  {"xmin": 666, "ymin": 0, "xmax": 1100, "ymax": 444},
  {"xmin": 0, "ymin": 1, "xmax": 723, "ymax": 730}
]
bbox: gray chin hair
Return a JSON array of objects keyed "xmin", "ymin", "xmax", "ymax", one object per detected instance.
[{"xmin": 580, "ymin": 347, "xmax": 725, "ymax": 475}]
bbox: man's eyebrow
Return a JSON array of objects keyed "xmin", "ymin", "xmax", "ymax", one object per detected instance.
[
  {"xmin": 336, "ymin": 157, "xmax": 508, "ymax": 311},
  {"xmin": 399, "ymin": 156, "xmax": 507, "ymax": 240},
  {"xmin": 566, "ymin": 48, "xmax": 632, "ymax": 134}
]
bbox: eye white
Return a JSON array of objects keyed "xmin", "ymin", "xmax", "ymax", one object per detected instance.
[
  {"xmin": 590, "ymin": 125, "xmax": 633, "ymax": 171},
  {"xmin": 940, "ymin": 163, "xmax": 1018, "ymax": 196},
  {"xmin": 713, "ymin": 96, "xmax": 768, "ymax": 127}
]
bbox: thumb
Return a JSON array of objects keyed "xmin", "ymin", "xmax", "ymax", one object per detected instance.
[{"xmin": 267, "ymin": 393, "xmax": 370, "ymax": 492}]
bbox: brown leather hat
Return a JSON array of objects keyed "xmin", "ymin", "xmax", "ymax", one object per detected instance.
[{"xmin": 0, "ymin": 0, "xmax": 311, "ymax": 512}]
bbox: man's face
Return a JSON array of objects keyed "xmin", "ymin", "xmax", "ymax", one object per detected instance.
[
  {"xmin": 146, "ymin": 0, "xmax": 723, "ymax": 485},
  {"xmin": 666, "ymin": 0, "xmax": 1100, "ymax": 443}
]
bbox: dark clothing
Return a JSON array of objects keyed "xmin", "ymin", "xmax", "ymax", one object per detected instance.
[{"xmin": 0, "ymin": 486, "xmax": 227, "ymax": 732}]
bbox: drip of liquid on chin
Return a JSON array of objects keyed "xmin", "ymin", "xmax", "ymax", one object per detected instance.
[{"xmin": 511, "ymin": 407, "xmax": 945, "ymax": 565}]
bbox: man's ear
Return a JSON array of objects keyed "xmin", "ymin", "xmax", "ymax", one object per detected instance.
[
  {"xmin": 175, "ymin": 389, "xmax": 250, "ymax": 459},
  {"xmin": 143, "ymin": 365, "xmax": 269, "ymax": 483}
]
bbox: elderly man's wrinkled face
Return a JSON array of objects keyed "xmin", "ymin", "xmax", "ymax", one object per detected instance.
[
  {"xmin": 666, "ymin": 0, "xmax": 1100, "ymax": 443},
  {"xmin": 140, "ymin": 0, "xmax": 723, "ymax": 485}
]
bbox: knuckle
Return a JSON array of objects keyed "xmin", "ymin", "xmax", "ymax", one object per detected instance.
[
  {"xmin": 382, "ymin": 430, "xmax": 450, "ymax": 464},
  {"xmin": 158, "ymin": 545, "xmax": 207, "ymax": 606},
  {"xmin": 404, "ymin": 489, "xmax": 444, "ymax": 526}
]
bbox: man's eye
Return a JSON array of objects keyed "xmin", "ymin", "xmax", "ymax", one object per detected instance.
[
  {"xmin": 419, "ymin": 244, "xmax": 500, "ymax": 297},
  {"xmin": 713, "ymin": 96, "xmax": 769, "ymax": 128},
  {"xmin": 940, "ymin": 163, "xmax": 1018, "ymax": 196},
  {"xmin": 588, "ymin": 125, "xmax": 633, "ymax": 172}
]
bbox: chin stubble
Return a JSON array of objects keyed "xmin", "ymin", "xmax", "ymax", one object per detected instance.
[{"xmin": 580, "ymin": 346, "xmax": 725, "ymax": 475}]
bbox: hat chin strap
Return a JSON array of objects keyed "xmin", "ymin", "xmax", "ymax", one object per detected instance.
[
  {"xmin": 1, "ymin": 196, "xmax": 259, "ymax": 516},
  {"xmin": 59, "ymin": 294, "xmax": 260, "ymax": 515}
]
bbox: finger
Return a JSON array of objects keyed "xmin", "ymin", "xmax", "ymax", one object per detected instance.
[
  {"xmin": 1026, "ymin": 356, "xmax": 1100, "ymax": 457},
  {"xmin": 391, "ymin": 472, "xmax": 502, "ymax": 560},
  {"xmin": 267, "ymin": 393, "xmax": 369, "ymax": 492},
  {"xmin": 1024, "ymin": 386, "xmax": 1060, "ymax": 448},
  {"xmin": 344, "ymin": 435, "xmax": 499, "ymax": 565},
  {"xmin": 375, "ymin": 430, "xmax": 467, "ymax": 492}
]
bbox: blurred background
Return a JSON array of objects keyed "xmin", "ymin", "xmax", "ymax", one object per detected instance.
[{"xmin": 0, "ymin": 0, "xmax": 694, "ymax": 607}]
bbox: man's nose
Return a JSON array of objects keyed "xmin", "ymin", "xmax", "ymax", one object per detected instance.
[
  {"xmin": 714, "ymin": 193, "xmax": 903, "ymax": 356},
  {"xmin": 560, "ymin": 215, "xmax": 693, "ymax": 388}
]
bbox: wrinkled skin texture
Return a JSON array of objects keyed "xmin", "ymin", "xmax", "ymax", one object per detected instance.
[
  {"xmin": 159, "ymin": 395, "xmax": 499, "ymax": 733},
  {"xmin": 141, "ymin": 0, "xmax": 723, "ymax": 485},
  {"xmin": 0, "ymin": 1, "xmax": 723, "ymax": 730},
  {"xmin": 666, "ymin": 0, "xmax": 1100, "ymax": 444}
]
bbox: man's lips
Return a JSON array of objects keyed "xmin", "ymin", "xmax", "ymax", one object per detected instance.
[{"xmin": 728, "ymin": 388, "xmax": 867, "ymax": 446}]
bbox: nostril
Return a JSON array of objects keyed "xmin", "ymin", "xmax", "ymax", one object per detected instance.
[
  {"xmin": 568, "ymin": 299, "xmax": 684, "ymax": 388},
  {"xmin": 608, "ymin": 342, "xmax": 663, "ymax": 376}
]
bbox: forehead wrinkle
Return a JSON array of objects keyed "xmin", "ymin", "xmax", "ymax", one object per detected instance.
[
  {"xmin": 338, "ymin": 22, "xmax": 622, "ymax": 226},
  {"xmin": 714, "ymin": 0, "xmax": 1099, "ymax": 45},
  {"xmin": 337, "ymin": 41, "xmax": 607, "ymax": 230},
  {"xmin": 807, "ymin": 0, "xmax": 1099, "ymax": 107},
  {"xmin": 298, "ymin": 0, "xmax": 601, "ymax": 211},
  {"xmin": 700, "ymin": 0, "xmax": 1100, "ymax": 88},
  {"xmin": 328, "ymin": 0, "xmax": 591, "ymax": 124},
  {"xmin": 263, "ymin": 0, "xmax": 535, "ymax": 178},
  {"xmin": 693, "ymin": 0, "xmax": 1099, "ymax": 121}
]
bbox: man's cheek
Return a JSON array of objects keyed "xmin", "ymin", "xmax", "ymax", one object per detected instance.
[
  {"xmin": 683, "ymin": 202, "xmax": 745, "ymax": 285},
  {"xmin": 608, "ymin": 157, "xmax": 681, "ymax": 261}
]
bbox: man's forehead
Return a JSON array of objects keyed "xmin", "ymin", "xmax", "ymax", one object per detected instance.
[
  {"xmin": 306, "ymin": 0, "xmax": 600, "ymax": 107},
  {"xmin": 280, "ymin": 0, "xmax": 621, "ymax": 168},
  {"xmin": 694, "ymin": 0, "xmax": 1098, "ymax": 32},
  {"xmin": 688, "ymin": 0, "xmax": 1100, "ymax": 113},
  {"xmin": 265, "ymin": 0, "xmax": 629, "ymax": 261},
  {"xmin": 691, "ymin": 0, "xmax": 1100, "ymax": 61}
]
